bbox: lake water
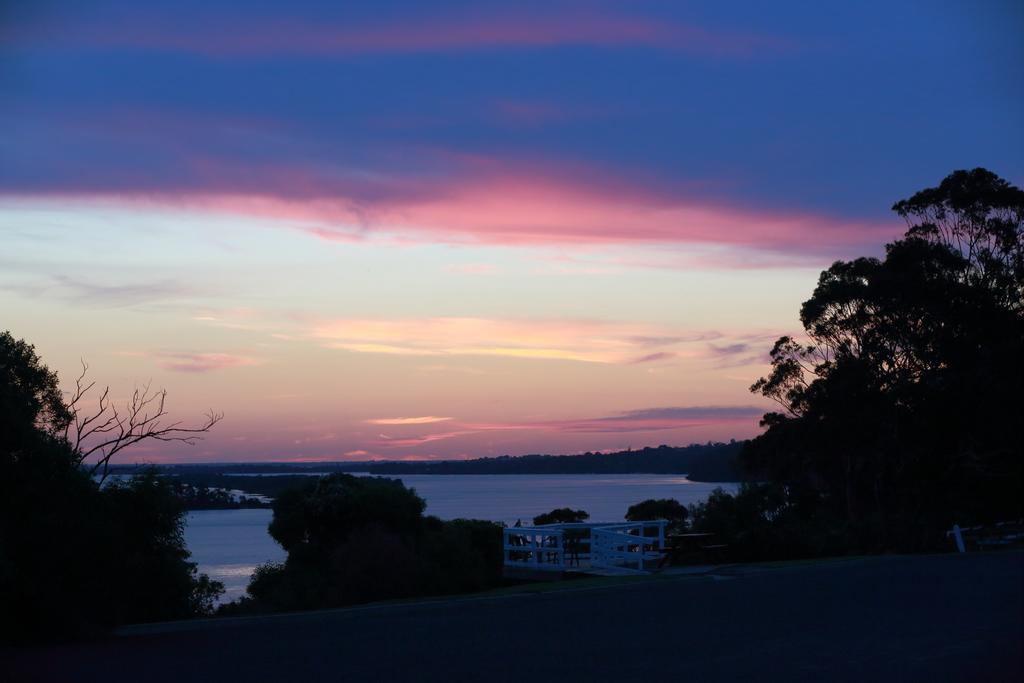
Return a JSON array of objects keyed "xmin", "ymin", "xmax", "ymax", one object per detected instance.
[
  {"xmin": 184, "ymin": 474, "xmax": 738, "ymax": 602},
  {"xmin": 185, "ymin": 509, "xmax": 284, "ymax": 603}
]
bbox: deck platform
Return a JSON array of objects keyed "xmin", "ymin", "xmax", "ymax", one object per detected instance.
[{"xmin": 502, "ymin": 520, "xmax": 669, "ymax": 578}]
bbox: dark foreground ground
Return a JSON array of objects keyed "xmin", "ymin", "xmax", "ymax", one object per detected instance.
[{"xmin": 5, "ymin": 551, "xmax": 1022, "ymax": 682}]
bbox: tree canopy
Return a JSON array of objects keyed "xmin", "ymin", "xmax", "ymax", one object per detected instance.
[
  {"xmin": 625, "ymin": 499, "xmax": 688, "ymax": 530},
  {"xmin": 533, "ymin": 508, "xmax": 590, "ymax": 525},
  {"xmin": 0, "ymin": 331, "xmax": 71, "ymax": 456},
  {"xmin": 234, "ymin": 473, "xmax": 504, "ymax": 613},
  {"xmin": 268, "ymin": 474, "xmax": 428, "ymax": 554},
  {"xmin": 744, "ymin": 168, "xmax": 1023, "ymax": 550},
  {"xmin": 1, "ymin": 331, "xmax": 222, "ymax": 642}
]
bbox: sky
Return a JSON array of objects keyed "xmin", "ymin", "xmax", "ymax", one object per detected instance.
[{"xmin": 2, "ymin": 1, "xmax": 1022, "ymax": 462}]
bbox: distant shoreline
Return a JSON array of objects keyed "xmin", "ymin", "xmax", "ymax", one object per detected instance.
[{"xmin": 106, "ymin": 441, "xmax": 748, "ymax": 485}]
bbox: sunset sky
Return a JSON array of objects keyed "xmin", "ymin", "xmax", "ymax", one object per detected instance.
[{"xmin": 2, "ymin": 1, "xmax": 1022, "ymax": 462}]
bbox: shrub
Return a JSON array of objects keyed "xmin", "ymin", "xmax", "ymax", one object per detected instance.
[
  {"xmin": 688, "ymin": 484, "xmax": 847, "ymax": 562},
  {"xmin": 0, "ymin": 463, "xmax": 222, "ymax": 642},
  {"xmin": 234, "ymin": 474, "xmax": 504, "ymax": 614},
  {"xmin": 532, "ymin": 508, "xmax": 589, "ymax": 525},
  {"xmin": 625, "ymin": 498, "xmax": 688, "ymax": 532}
]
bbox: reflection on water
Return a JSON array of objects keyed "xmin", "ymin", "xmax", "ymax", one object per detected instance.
[
  {"xmin": 184, "ymin": 508, "xmax": 283, "ymax": 603},
  {"xmin": 184, "ymin": 474, "xmax": 738, "ymax": 603}
]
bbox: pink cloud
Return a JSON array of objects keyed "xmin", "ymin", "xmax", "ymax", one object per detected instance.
[
  {"xmin": 540, "ymin": 406, "xmax": 764, "ymax": 433},
  {"xmin": 704, "ymin": 334, "xmax": 781, "ymax": 368},
  {"xmin": 377, "ymin": 430, "xmax": 482, "ymax": 448},
  {"xmin": 174, "ymin": 163, "xmax": 897, "ymax": 258},
  {"xmin": 11, "ymin": 12, "xmax": 794, "ymax": 58},
  {"xmin": 400, "ymin": 181, "xmax": 889, "ymax": 251},
  {"xmin": 292, "ymin": 432, "xmax": 338, "ymax": 445},
  {"xmin": 2, "ymin": 147, "xmax": 899, "ymax": 262},
  {"xmin": 629, "ymin": 351, "xmax": 676, "ymax": 364},
  {"xmin": 311, "ymin": 317, "xmax": 695, "ymax": 364},
  {"xmin": 370, "ymin": 405, "xmax": 764, "ymax": 448},
  {"xmin": 160, "ymin": 156, "xmax": 900, "ymax": 258},
  {"xmin": 152, "ymin": 352, "xmax": 261, "ymax": 373},
  {"xmin": 306, "ymin": 315, "xmax": 788, "ymax": 367},
  {"xmin": 366, "ymin": 416, "xmax": 453, "ymax": 425},
  {"xmin": 456, "ymin": 406, "xmax": 765, "ymax": 435}
]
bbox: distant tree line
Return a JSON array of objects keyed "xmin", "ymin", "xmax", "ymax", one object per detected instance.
[
  {"xmin": 120, "ymin": 443, "xmax": 743, "ymax": 512},
  {"xmin": 104, "ymin": 462, "xmax": 361, "ymax": 476},
  {"xmin": 162, "ymin": 473, "xmax": 317, "ymax": 503},
  {"xmin": 365, "ymin": 442, "xmax": 746, "ymax": 481},
  {"xmin": 166, "ymin": 480, "xmax": 270, "ymax": 510},
  {"xmin": 118, "ymin": 441, "xmax": 746, "ymax": 484}
]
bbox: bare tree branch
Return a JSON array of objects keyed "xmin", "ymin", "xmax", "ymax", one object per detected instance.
[{"xmin": 65, "ymin": 370, "xmax": 222, "ymax": 484}]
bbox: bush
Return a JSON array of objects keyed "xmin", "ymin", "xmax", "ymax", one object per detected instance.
[
  {"xmin": 419, "ymin": 517, "xmax": 505, "ymax": 594},
  {"xmin": 532, "ymin": 508, "xmax": 589, "ymax": 525},
  {"xmin": 100, "ymin": 472, "xmax": 224, "ymax": 622},
  {"xmin": 625, "ymin": 498, "xmax": 688, "ymax": 532},
  {"xmin": 0, "ymin": 462, "xmax": 222, "ymax": 642},
  {"xmin": 688, "ymin": 484, "xmax": 848, "ymax": 562},
  {"xmin": 268, "ymin": 473, "xmax": 427, "ymax": 554},
  {"xmin": 234, "ymin": 474, "xmax": 504, "ymax": 613}
]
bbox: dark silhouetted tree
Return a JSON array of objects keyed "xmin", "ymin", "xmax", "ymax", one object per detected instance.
[
  {"xmin": 0, "ymin": 332, "xmax": 223, "ymax": 642},
  {"xmin": 64, "ymin": 363, "xmax": 222, "ymax": 483},
  {"xmin": 533, "ymin": 508, "xmax": 590, "ymax": 525},
  {"xmin": 237, "ymin": 474, "xmax": 503, "ymax": 613},
  {"xmin": 744, "ymin": 168, "xmax": 1023, "ymax": 551},
  {"xmin": 0, "ymin": 331, "xmax": 71, "ymax": 456},
  {"xmin": 625, "ymin": 498, "xmax": 688, "ymax": 531}
]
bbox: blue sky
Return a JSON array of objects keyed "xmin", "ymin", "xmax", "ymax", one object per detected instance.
[{"xmin": 1, "ymin": 1, "xmax": 1021, "ymax": 460}]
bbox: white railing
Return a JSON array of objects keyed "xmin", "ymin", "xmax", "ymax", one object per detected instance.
[
  {"xmin": 503, "ymin": 520, "xmax": 667, "ymax": 574},
  {"xmin": 590, "ymin": 521, "xmax": 666, "ymax": 573},
  {"xmin": 503, "ymin": 526, "xmax": 565, "ymax": 569}
]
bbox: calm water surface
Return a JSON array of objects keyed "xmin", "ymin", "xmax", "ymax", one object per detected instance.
[
  {"xmin": 184, "ymin": 474, "xmax": 738, "ymax": 602},
  {"xmin": 185, "ymin": 509, "xmax": 283, "ymax": 603}
]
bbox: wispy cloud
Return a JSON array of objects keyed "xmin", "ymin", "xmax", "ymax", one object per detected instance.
[
  {"xmin": 629, "ymin": 351, "xmax": 676, "ymax": 364},
  {"xmin": 151, "ymin": 351, "xmax": 262, "ymax": 373},
  {"xmin": 311, "ymin": 317, "xmax": 704, "ymax": 364},
  {"xmin": 8, "ymin": 11, "xmax": 794, "ymax": 58},
  {"xmin": 250, "ymin": 165, "xmax": 894, "ymax": 256},
  {"xmin": 1, "ymin": 154, "xmax": 899, "ymax": 264},
  {"xmin": 706, "ymin": 337, "xmax": 776, "ymax": 368},
  {"xmin": 293, "ymin": 432, "xmax": 338, "ymax": 445},
  {"xmin": 0, "ymin": 274, "xmax": 198, "ymax": 308},
  {"xmin": 545, "ymin": 405, "xmax": 764, "ymax": 433},
  {"xmin": 372, "ymin": 405, "xmax": 764, "ymax": 448},
  {"xmin": 366, "ymin": 416, "xmax": 453, "ymax": 425},
  {"xmin": 376, "ymin": 430, "xmax": 481, "ymax": 448},
  {"xmin": 306, "ymin": 316, "xmax": 786, "ymax": 367}
]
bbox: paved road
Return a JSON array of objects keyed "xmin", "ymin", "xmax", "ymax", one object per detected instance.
[{"xmin": 5, "ymin": 552, "xmax": 1022, "ymax": 682}]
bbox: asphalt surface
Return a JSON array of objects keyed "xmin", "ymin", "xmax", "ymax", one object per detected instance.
[{"xmin": 5, "ymin": 551, "xmax": 1022, "ymax": 682}]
